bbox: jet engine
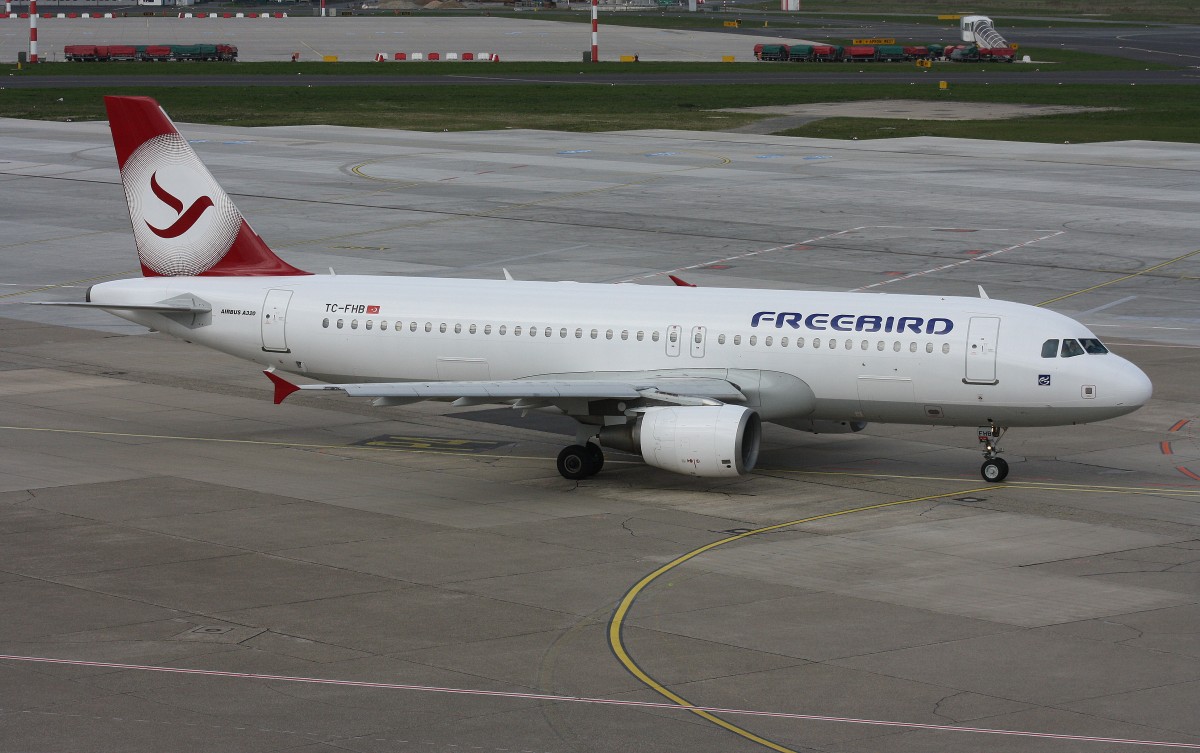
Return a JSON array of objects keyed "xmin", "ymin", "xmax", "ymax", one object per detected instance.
[{"xmin": 600, "ymin": 405, "xmax": 761, "ymax": 477}]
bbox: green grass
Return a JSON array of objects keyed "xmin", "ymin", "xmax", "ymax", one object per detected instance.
[{"xmin": 3, "ymin": 83, "xmax": 1197, "ymax": 143}]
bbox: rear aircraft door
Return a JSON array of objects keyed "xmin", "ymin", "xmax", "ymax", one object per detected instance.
[
  {"xmin": 964, "ymin": 316, "xmax": 1000, "ymax": 384},
  {"xmin": 261, "ymin": 289, "xmax": 293, "ymax": 353},
  {"xmin": 690, "ymin": 326, "xmax": 706, "ymax": 358}
]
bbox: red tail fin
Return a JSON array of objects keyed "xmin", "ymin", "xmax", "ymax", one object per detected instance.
[{"xmin": 104, "ymin": 96, "xmax": 308, "ymax": 277}]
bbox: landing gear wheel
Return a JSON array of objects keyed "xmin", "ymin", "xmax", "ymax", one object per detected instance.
[
  {"xmin": 557, "ymin": 445, "xmax": 596, "ymax": 480},
  {"xmin": 981, "ymin": 457, "xmax": 1009, "ymax": 483},
  {"xmin": 584, "ymin": 442, "xmax": 604, "ymax": 474}
]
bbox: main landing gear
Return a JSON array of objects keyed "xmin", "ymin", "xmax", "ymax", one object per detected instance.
[
  {"xmin": 978, "ymin": 422, "xmax": 1009, "ymax": 482},
  {"xmin": 557, "ymin": 442, "xmax": 605, "ymax": 480}
]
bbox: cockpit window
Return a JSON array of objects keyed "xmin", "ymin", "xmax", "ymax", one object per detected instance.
[
  {"xmin": 1080, "ymin": 338, "xmax": 1109, "ymax": 354},
  {"xmin": 1061, "ymin": 339, "xmax": 1085, "ymax": 358},
  {"xmin": 1041, "ymin": 339, "xmax": 1059, "ymax": 358}
]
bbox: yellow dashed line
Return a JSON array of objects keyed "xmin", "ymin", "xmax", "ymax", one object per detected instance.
[{"xmin": 1038, "ymin": 248, "xmax": 1200, "ymax": 307}]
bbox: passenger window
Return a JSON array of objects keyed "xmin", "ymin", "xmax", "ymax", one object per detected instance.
[
  {"xmin": 925, "ymin": 342, "xmax": 933, "ymax": 353},
  {"xmin": 395, "ymin": 321, "xmax": 402, "ymax": 331},
  {"xmin": 591, "ymin": 329, "xmax": 599, "ymax": 339},
  {"xmin": 351, "ymin": 319, "xmax": 359, "ymax": 330},
  {"xmin": 636, "ymin": 331, "xmax": 644, "ymax": 341},
  {"xmin": 652, "ymin": 332, "xmax": 660, "ymax": 342},
  {"xmin": 469, "ymin": 324, "xmax": 476, "ymax": 334},
  {"xmin": 560, "ymin": 328, "xmax": 568, "ymax": 338},
  {"xmin": 322, "ymin": 318, "xmax": 329, "ymax": 328},
  {"xmin": 942, "ymin": 343, "xmax": 950, "ymax": 354},
  {"xmin": 499, "ymin": 325, "xmax": 507, "ymax": 335},
  {"xmin": 606, "ymin": 329, "xmax": 614, "ymax": 340},
  {"xmin": 1042, "ymin": 339, "xmax": 1059, "ymax": 358},
  {"xmin": 454, "ymin": 323, "xmax": 461, "ymax": 334},
  {"xmin": 718, "ymin": 334, "xmax": 726, "ymax": 345},
  {"xmin": 1080, "ymin": 338, "xmax": 1109, "ymax": 354},
  {"xmin": 410, "ymin": 322, "xmax": 418, "ymax": 332},
  {"xmin": 380, "ymin": 320, "xmax": 388, "ymax": 331},
  {"xmin": 909, "ymin": 342, "xmax": 917, "ymax": 353},
  {"xmin": 668, "ymin": 330, "xmax": 677, "ymax": 343},
  {"xmin": 750, "ymin": 335, "xmax": 758, "ymax": 346},
  {"xmin": 893, "ymin": 341, "xmax": 901, "ymax": 352},
  {"xmin": 514, "ymin": 326, "xmax": 522, "ymax": 336},
  {"xmin": 544, "ymin": 327, "xmax": 552, "ymax": 337},
  {"xmin": 861, "ymin": 340, "xmax": 868, "ymax": 350},
  {"xmin": 846, "ymin": 339, "xmax": 853, "ymax": 350},
  {"xmin": 877, "ymin": 341, "xmax": 885, "ymax": 351},
  {"xmin": 796, "ymin": 337, "xmax": 804, "ymax": 348},
  {"xmin": 695, "ymin": 332, "xmax": 703, "ymax": 344},
  {"xmin": 781, "ymin": 337, "xmax": 788, "ymax": 347},
  {"xmin": 439, "ymin": 323, "xmax": 447, "ymax": 333},
  {"xmin": 621, "ymin": 330, "xmax": 629, "ymax": 341},
  {"xmin": 576, "ymin": 328, "xmax": 583, "ymax": 339},
  {"xmin": 1061, "ymin": 339, "xmax": 1085, "ymax": 358},
  {"xmin": 365, "ymin": 320, "xmax": 373, "ymax": 331},
  {"xmin": 813, "ymin": 338, "xmax": 821, "ymax": 349},
  {"xmin": 484, "ymin": 325, "xmax": 492, "ymax": 335},
  {"xmin": 733, "ymin": 335, "xmax": 741, "ymax": 345},
  {"xmin": 424, "ymin": 322, "xmax": 432, "ymax": 333},
  {"xmin": 765, "ymin": 336, "xmax": 772, "ymax": 346},
  {"xmin": 336, "ymin": 319, "xmax": 344, "ymax": 329}
]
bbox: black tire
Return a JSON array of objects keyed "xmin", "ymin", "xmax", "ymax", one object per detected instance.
[
  {"xmin": 557, "ymin": 445, "xmax": 593, "ymax": 480},
  {"xmin": 584, "ymin": 443, "xmax": 604, "ymax": 474},
  {"xmin": 981, "ymin": 457, "xmax": 1009, "ymax": 482}
]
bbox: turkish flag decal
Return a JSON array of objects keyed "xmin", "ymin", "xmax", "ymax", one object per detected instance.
[{"xmin": 367, "ymin": 305, "xmax": 380, "ymax": 314}]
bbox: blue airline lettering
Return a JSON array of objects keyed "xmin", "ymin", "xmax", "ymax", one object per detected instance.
[{"xmin": 751, "ymin": 311, "xmax": 954, "ymax": 335}]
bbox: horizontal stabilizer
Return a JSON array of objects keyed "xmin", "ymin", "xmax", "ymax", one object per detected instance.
[{"xmin": 29, "ymin": 295, "xmax": 211, "ymax": 314}]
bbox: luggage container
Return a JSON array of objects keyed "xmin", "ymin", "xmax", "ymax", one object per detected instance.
[
  {"xmin": 811, "ymin": 44, "xmax": 840, "ymax": 61},
  {"xmin": 109, "ymin": 45, "xmax": 138, "ymax": 61},
  {"xmin": 842, "ymin": 45, "xmax": 876, "ymax": 61},
  {"xmin": 875, "ymin": 45, "xmax": 905, "ymax": 62},
  {"xmin": 758, "ymin": 44, "xmax": 790, "ymax": 61},
  {"xmin": 787, "ymin": 44, "xmax": 814, "ymax": 61}
]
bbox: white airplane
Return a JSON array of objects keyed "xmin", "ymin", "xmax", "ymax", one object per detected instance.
[{"xmin": 39, "ymin": 96, "xmax": 1153, "ymax": 482}]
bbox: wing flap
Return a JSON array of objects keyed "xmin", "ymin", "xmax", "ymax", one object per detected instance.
[{"xmin": 264, "ymin": 371, "xmax": 745, "ymax": 406}]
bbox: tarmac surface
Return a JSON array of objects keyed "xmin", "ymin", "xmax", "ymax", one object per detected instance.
[{"xmin": 1, "ymin": 117, "xmax": 1199, "ymax": 753}]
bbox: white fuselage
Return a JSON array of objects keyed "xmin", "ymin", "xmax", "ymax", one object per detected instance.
[{"xmin": 86, "ymin": 275, "xmax": 1152, "ymax": 428}]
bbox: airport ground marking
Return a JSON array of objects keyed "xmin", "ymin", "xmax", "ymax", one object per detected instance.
[
  {"xmin": 851, "ymin": 229, "xmax": 1065, "ymax": 292},
  {"xmin": 0, "ymin": 269, "xmax": 139, "ymax": 300},
  {"xmin": 1038, "ymin": 248, "xmax": 1200, "ymax": 307},
  {"xmin": 606, "ymin": 486, "xmax": 997, "ymax": 753},
  {"xmin": 3, "ymin": 654, "xmax": 1200, "ymax": 749}
]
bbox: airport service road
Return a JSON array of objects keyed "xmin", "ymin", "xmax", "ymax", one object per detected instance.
[
  {"xmin": 1, "ymin": 119, "xmax": 1199, "ymax": 753},
  {"xmin": 0, "ymin": 15, "xmax": 813, "ymax": 63}
]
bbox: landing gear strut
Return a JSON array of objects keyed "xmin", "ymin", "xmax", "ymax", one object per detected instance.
[
  {"xmin": 557, "ymin": 442, "xmax": 605, "ymax": 480},
  {"xmin": 978, "ymin": 422, "xmax": 1008, "ymax": 482}
]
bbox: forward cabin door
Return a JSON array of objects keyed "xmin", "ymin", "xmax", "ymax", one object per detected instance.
[
  {"xmin": 261, "ymin": 289, "xmax": 293, "ymax": 353},
  {"xmin": 964, "ymin": 316, "xmax": 1000, "ymax": 384}
]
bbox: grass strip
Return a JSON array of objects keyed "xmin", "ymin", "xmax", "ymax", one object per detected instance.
[{"xmin": 3, "ymin": 83, "xmax": 1195, "ymax": 143}]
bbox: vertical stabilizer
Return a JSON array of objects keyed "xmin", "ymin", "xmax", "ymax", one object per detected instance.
[{"xmin": 104, "ymin": 96, "xmax": 308, "ymax": 277}]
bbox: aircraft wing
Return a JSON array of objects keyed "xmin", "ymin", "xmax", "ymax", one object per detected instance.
[{"xmin": 264, "ymin": 370, "xmax": 745, "ymax": 407}]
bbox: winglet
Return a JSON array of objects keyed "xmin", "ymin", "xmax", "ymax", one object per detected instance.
[
  {"xmin": 668, "ymin": 275, "xmax": 697, "ymax": 288},
  {"xmin": 264, "ymin": 369, "xmax": 301, "ymax": 404}
]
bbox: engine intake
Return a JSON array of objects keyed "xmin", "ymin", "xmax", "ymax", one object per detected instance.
[{"xmin": 601, "ymin": 405, "xmax": 761, "ymax": 477}]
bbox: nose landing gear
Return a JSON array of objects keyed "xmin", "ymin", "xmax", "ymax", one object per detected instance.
[{"xmin": 979, "ymin": 422, "xmax": 1008, "ymax": 482}]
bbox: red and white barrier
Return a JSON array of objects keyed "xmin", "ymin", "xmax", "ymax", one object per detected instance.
[{"xmin": 392, "ymin": 52, "xmax": 495, "ymax": 62}]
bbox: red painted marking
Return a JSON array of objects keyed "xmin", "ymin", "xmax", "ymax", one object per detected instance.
[
  {"xmin": 3, "ymin": 655, "xmax": 1200, "ymax": 749},
  {"xmin": 1169, "ymin": 419, "xmax": 1191, "ymax": 433},
  {"xmin": 1176, "ymin": 466, "xmax": 1200, "ymax": 482},
  {"xmin": 702, "ymin": 265, "xmax": 730, "ymax": 271},
  {"xmin": 791, "ymin": 245, "xmax": 813, "ymax": 251},
  {"xmin": 964, "ymin": 250, "xmax": 984, "ymax": 255},
  {"xmin": 885, "ymin": 271, "xmax": 907, "ymax": 277},
  {"xmin": 1161, "ymin": 441, "xmax": 1174, "ymax": 455}
]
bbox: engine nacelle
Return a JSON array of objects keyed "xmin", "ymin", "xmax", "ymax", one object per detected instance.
[{"xmin": 601, "ymin": 405, "xmax": 761, "ymax": 477}]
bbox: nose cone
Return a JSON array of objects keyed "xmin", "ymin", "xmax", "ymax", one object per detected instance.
[{"xmin": 1113, "ymin": 357, "xmax": 1153, "ymax": 410}]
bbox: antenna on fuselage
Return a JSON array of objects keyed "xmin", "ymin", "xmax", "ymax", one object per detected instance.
[{"xmin": 978, "ymin": 285, "xmax": 989, "ymax": 299}]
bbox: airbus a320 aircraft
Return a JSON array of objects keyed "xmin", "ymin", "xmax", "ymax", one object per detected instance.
[{"xmin": 40, "ymin": 96, "xmax": 1153, "ymax": 482}]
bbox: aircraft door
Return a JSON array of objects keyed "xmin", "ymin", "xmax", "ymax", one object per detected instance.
[
  {"xmin": 261, "ymin": 289, "xmax": 293, "ymax": 353},
  {"xmin": 666, "ymin": 324, "xmax": 682, "ymax": 357},
  {"xmin": 964, "ymin": 316, "xmax": 1000, "ymax": 384},
  {"xmin": 690, "ymin": 326, "xmax": 706, "ymax": 358}
]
